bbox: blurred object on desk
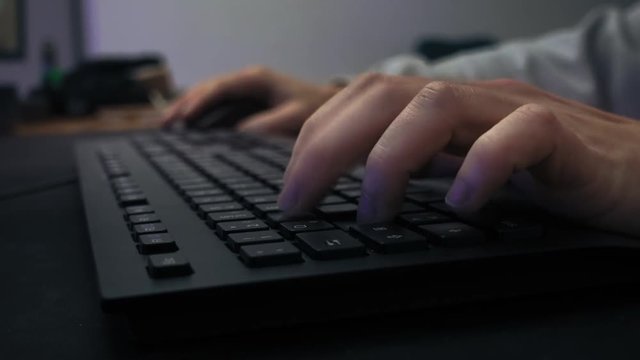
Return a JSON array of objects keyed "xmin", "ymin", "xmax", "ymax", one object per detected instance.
[
  {"xmin": 0, "ymin": 84, "xmax": 19, "ymax": 136},
  {"xmin": 14, "ymin": 104, "xmax": 162, "ymax": 136}
]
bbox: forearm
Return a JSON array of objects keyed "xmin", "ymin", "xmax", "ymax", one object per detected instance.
[{"xmin": 373, "ymin": 3, "xmax": 640, "ymax": 118}]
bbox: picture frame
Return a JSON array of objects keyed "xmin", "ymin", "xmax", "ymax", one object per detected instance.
[{"xmin": 0, "ymin": 0, "xmax": 26, "ymax": 60}]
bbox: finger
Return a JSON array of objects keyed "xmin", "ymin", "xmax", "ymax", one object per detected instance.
[
  {"xmin": 283, "ymin": 73, "xmax": 393, "ymax": 183},
  {"xmin": 359, "ymin": 81, "xmax": 515, "ymax": 223},
  {"xmin": 445, "ymin": 104, "xmax": 571, "ymax": 212},
  {"xmin": 279, "ymin": 75, "xmax": 424, "ymax": 215},
  {"xmin": 162, "ymin": 67, "xmax": 273, "ymax": 123},
  {"xmin": 236, "ymin": 101, "xmax": 306, "ymax": 135}
]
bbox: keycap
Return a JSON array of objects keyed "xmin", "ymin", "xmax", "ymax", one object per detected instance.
[
  {"xmin": 254, "ymin": 202, "xmax": 281, "ymax": 215},
  {"xmin": 493, "ymin": 218, "xmax": 545, "ymax": 241},
  {"xmin": 190, "ymin": 195, "xmax": 234, "ymax": 207},
  {"xmin": 340, "ymin": 189, "xmax": 362, "ymax": 199},
  {"xmin": 296, "ymin": 230, "xmax": 366, "ymax": 260},
  {"xmin": 216, "ymin": 219, "xmax": 269, "ymax": 236},
  {"xmin": 226, "ymin": 181, "xmax": 263, "ymax": 191},
  {"xmin": 239, "ymin": 242, "xmax": 303, "ymax": 267},
  {"xmin": 320, "ymin": 195, "xmax": 347, "ymax": 205},
  {"xmin": 115, "ymin": 187, "xmax": 143, "ymax": 196},
  {"xmin": 428, "ymin": 201, "xmax": 456, "ymax": 214},
  {"xmin": 399, "ymin": 202, "xmax": 426, "ymax": 213},
  {"xmin": 406, "ymin": 191, "xmax": 445, "ymax": 204},
  {"xmin": 146, "ymin": 254, "xmax": 193, "ymax": 278},
  {"xmin": 124, "ymin": 205, "xmax": 154, "ymax": 216},
  {"xmin": 334, "ymin": 182, "xmax": 361, "ymax": 191},
  {"xmin": 137, "ymin": 233, "xmax": 178, "ymax": 254},
  {"xmin": 265, "ymin": 211, "xmax": 314, "ymax": 225},
  {"xmin": 350, "ymin": 224, "xmax": 428, "ymax": 253},
  {"xmin": 207, "ymin": 210, "xmax": 255, "ymax": 224},
  {"xmin": 316, "ymin": 203, "xmax": 358, "ymax": 219},
  {"xmin": 134, "ymin": 222, "xmax": 167, "ymax": 236},
  {"xmin": 280, "ymin": 220, "xmax": 334, "ymax": 237},
  {"xmin": 178, "ymin": 183, "xmax": 217, "ymax": 193},
  {"xmin": 198, "ymin": 202, "xmax": 243, "ymax": 216},
  {"xmin": 128, "ymin": 213, "xmax": 160, "ymax": 225},
  {"xmin": 184, "ymin": 188, "xmax": 224, "ymax": 198},
  {"xmin": 419, "ymin": 222, "xmax": 485, "ymax": 247},
  {"xmin": 244, "ymin": 194, "xmax": 279, "ymax": 205},
  {"xmin": 118, "ymin": 194, "xmax": 147, "ymax": 206},
  {"xmin": 399, "ymin": 212, "xmax": 451, "ymax": 226},
  {"xmin": 235, "ymin": 188, "xmax": 275, "ymax": 197},
  {"xmin": 227, "ymin": 230, "xmax": 284, "ymax": 251}
]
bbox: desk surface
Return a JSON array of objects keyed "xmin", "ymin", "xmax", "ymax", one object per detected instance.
[
  {"xmin": 13, "ymin": 105, "xmax": 162, "ymax": 137},
  {"xmin": 2, "ymin": 133, "xmax": 640, "ymax": 359}
]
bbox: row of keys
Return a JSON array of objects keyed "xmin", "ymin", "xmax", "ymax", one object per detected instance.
[{"xmin": 98, "ymin": 149, "xmax": 194, "ymax": 279}]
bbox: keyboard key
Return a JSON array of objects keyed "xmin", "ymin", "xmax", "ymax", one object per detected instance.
[
  {"xmin": 244, "ymin": 194, "xmax": 279, "ymax": 205},
  {"xmin": 118, "ymin": 194, "xmax": 147, "ymax": 206},
  {"xmin": 316, "ymin": 203, "xmax": 358, "ymax": 219},
  {"xmin": 350, "ymin": 224, "xmax": 428, "ymax": 253},
  {"xmin": 227, "ymin": 230, "xmax": 284, "ymax": 251},
  {"xmin": 265, "ymin": 211, "xmax": 314, "ymax": 225},
  {"xmin": 198, "ymin": 202, "xmax": 243, "ymax": 216},
  {"xmin": 128, "ymin": 213, "xmax": 160, "ymax": 225},
  {"xmin": 137, "ymin": 233, "xmax": 178, "ymax": 254},
  {"xmin": 190, "ymin": 195, "xmax": 234, "ymax": 207},
  {"xmin": 226, "ymin": 181, "xmax": 263, "ymax": 191},
  {"xmin": 207, "ymin": 210, "xmax": 255, "ymax": 224},
  {"xmin": 178, "ymin": 183, "xmax": 216, "ymax": 193},
  {"xmin": 124, "ymin": 205, "xmax": 154, "ymax": 216},
  {"xmin": 296, "ymin": 230, "xmax": 366, "ymax": 260},
  {"xmin": 399, "ymin": 212, "xmax": 451, "ymax": 226},
  {"xmin": 493, "ymin": 218, "xmax": 545, "ymax": 241},
  {"xmin": 235, "ymin": 187, "xmax": 275, "ymax": 197},
  {"xmin": 419, "ymin": 222, "xmax": 485, "ymax": 247},
  {"xmin": 406, "ymin": 191, "xmax": 445, "ymax": 204},
  {"xmin": 134, "ymin": 222, "xmax": 167, "ymax": 236},
  {"xmin": 428, "ymin": 201, "xmax": 456, "ymax": 214},
  {"xmin": 184, "ymin": 188, "xmax": 224, "ymax": 198},
  {"xmin": 399, "ymin": 202, "xmax": 426, "ymax": 214},
  {"xmin": 254, "ymin": 202, "xmax": 281, "ymax": 215},
  {"xmin": 320, "ymin": 195, "xmax": 348, "ymax": 205},
  {"xmin": 280, "ymin": 220, "xmax": 334, "ymax": 237},
  {"xmin": 146, "ymin": 254, "xmax": 193, "ymax": 278},
  {"xmin": 216, "ymin": 219, "xmax": 269, "ymax": 236},
  {"xmin": 239, "ymin": 242, "xmax": 303, "ymax": 267},
  {"xmin": 340, "ymin": 189, "xmax": 362, "ymax": 199},
  {"xmin": 333, "ymin": 182, "xmax": 361, "ymax": 191}
]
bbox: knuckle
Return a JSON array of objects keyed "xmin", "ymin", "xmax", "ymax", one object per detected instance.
[
  {"xmin": 242, "ymin": 65, "xmax": 271, "ymax": 78},
  {"xmin": 416, "ymin": 81, "xmax": 458, "ymax": 109},
  {"xmin": 516, "ymin": 103, "xmax": 557, "ymax": 128}
]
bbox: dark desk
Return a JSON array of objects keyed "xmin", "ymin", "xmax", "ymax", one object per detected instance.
[{"xmin": 2, "ymin": 134, "xmax": 640, "ymax": 359}]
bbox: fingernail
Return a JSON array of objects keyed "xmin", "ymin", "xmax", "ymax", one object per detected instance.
[{"xmin": 446, "ymin": 178, "xmax": 471, "ymax": 208}]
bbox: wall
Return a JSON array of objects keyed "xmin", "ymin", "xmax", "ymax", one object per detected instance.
[
  {"xmin": 85, "ymin": 0, "xmax": 635, "ymax": 89},
  {"xmin": 0, "ymin": 0, "xmax": 75, "ymax": 96}
]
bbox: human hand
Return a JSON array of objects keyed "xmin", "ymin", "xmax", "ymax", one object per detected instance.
[
  {"xmin": 162, "ymin": 66, "xmax": 341, "ymax": 135},
  {"xmin": 279, "ymin": 73, "xmax": 640, "ymax": 236}
]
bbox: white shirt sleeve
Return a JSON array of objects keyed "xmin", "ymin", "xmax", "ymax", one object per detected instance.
[{"xmin": 372, "ymin": 3, "xmax": 640, "ymax": 118}]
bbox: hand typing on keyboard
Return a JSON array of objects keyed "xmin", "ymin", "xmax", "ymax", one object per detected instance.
[
  {"xmin": 164, "ymin": 68, "xmax": 640, "ymax": 236},
  {"xmin": 162, "ymin": 66, "xmax": 341, "ymax": 135}
]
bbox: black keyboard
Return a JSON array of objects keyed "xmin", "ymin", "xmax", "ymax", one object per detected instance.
[{"xmin": 76, "ymin": 129, "xmax": 640, "ymax": 338}]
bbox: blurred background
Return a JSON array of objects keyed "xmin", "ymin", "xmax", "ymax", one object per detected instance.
[{"xmin": 0, "ymin": 0, "xmax": 636, "ymax": 135}]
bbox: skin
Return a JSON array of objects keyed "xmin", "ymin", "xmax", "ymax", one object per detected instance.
[{"xmin": 164, "ymin": 67, "xmax": 640, "ymax": 237}]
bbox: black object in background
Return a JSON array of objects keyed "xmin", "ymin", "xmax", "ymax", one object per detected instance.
[
  {"xmin": 416, "ymin": 37, "xmax": 497, "ymax": 61},
  {"xmin": 0, "ymin": 85, "xmax": 19, "ymax": 136},
  {"xmin": 60, "ymin": 55, "xmax": 163, "ymax": 116}
]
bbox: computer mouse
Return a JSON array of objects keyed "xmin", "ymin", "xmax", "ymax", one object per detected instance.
[{"xmin": 185, "ymin": 99, "xmax": 269, "ymax": 131}]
